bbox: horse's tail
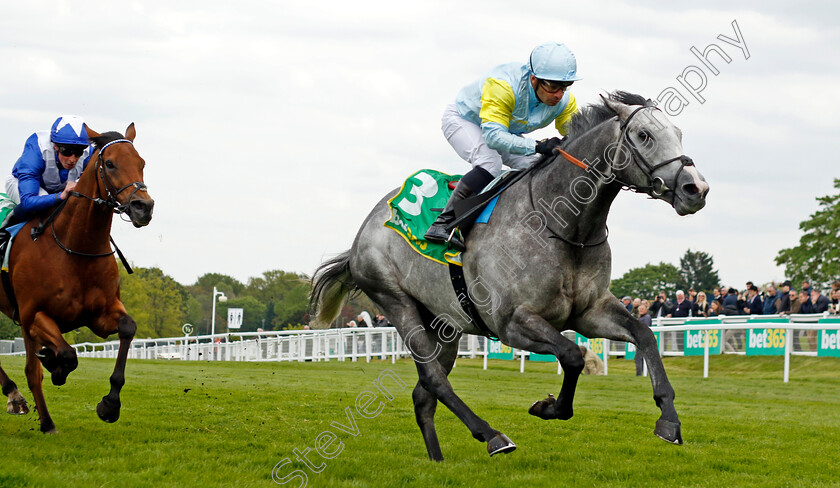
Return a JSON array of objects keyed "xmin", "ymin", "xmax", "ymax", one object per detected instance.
[{"xmin": 309, "ymin": 250, "xmax": 360, "ymax": 328}]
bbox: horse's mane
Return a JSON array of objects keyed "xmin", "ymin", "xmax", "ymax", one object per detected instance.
[
  {"xmin": 89, "ymin": 131, "xmax": 126, "ymax": 149},
  {"xmin": 563, "ymin": 91, "xmax": 653, "ymax": 145}
]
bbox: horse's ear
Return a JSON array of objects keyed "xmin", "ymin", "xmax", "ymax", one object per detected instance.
[
  {"xmin": 601, "ymin": 95, "xmax": 634, "ymax": 121},
  {"xmin": 125, "ymin": 123, "xmax": 136, "ymax": 142},
  {"xmin": 86, "ymin": 126, "xmax": 101, "ymax": 139}
]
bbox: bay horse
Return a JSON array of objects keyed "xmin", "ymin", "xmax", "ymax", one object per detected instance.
[
  {"xmin": 310, "ymin": 92, "xmax": 709, "ymax": 460},
  {"xmin": 0, "ymin": 123, "xmax": 153, "ymax": 433}
]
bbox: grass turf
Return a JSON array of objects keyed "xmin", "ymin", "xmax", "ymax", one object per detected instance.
[{"xmin": 0, "ymin": 354, "xmax": 838, "ymax": 487}]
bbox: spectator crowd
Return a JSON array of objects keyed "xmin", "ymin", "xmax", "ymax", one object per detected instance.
[{"xmin": 620, "ymin": 279, "xmax": 840, "ymax": 320}]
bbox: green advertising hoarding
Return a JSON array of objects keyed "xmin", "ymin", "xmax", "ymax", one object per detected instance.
[
  {"xmin": 625, "ymin": 330, "xmax": 659, "ymax": 360},
  {"xmin": 529, "ymin": 352, "xmax": 556, "ymax": 362},
  {"xmin": 575, "ymin": 334, "xmax": 606, "ymax": 361},
  {"xmin": 817, "ymin": 318, "xmax": 840, "ymax": 358},
  {"xmin": 487, "ymin": 339, "xmax": 515, "ymax": 360},
  {"xmin": 746, "ymin": 318, "xmax": 788, "ymax": 356},
  {"xmin": 683, "ymin": 319, "xmax": 723, "ymax": 356}
]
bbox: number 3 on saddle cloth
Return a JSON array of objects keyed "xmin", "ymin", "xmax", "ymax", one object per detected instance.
[{"xmin": 384, "ymin": 169, "xmax": 518, "ymax": 266}]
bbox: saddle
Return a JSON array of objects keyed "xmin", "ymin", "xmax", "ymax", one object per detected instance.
[{"xmin": 443, "ymin": 168, "xmax": 525, "ymax": 240}]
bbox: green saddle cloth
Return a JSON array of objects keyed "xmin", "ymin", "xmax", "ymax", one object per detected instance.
[
  {"xmin": 384, "ymin": 169, "xmax": 463, "ymax": 266},
  {"xmin": 0, "ymin": 193, "xmax": 15, "ymax": 229}
]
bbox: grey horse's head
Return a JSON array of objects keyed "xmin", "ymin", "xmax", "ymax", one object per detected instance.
[{"xmin": 602, "ymin": 96, "xmax": 709, "ymax": 215}]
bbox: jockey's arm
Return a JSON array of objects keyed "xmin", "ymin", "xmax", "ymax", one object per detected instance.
[
  {"xmin": 478, "ymin": 78, "xmax": 536, "ymax": 155},
  {"xmin": 12, "ymin": 136, "xmax": 61, "ymax": 215}
]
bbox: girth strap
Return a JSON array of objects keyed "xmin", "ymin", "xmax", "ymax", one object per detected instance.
[{"xmin": 448, "ymin": 263, "xmax": 498, "ymax": 340}]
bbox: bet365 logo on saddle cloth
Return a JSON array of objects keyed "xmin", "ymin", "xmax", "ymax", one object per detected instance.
[{"xmin": 385, "ymin": 169, "xmax": 463, "ymax": 266}]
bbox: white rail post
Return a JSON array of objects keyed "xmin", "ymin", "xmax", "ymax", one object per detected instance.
[
  {"xmin": 703, "ymin": 329, "xmax": 710, "ymax": 379},
  {"xmin": 784, "ymin": 327, "xmax": 792, "ymax": 383},
  {"xmin": 603, "ymin": 339, "xmax": 609, "ymax": 376},
  {"xmin": 483, "ymin": 336, "xmax": 488, "ymax": 371},
  {"xmin": 391, "ymin": 330, "xmax": 396, "ymax": 364}
]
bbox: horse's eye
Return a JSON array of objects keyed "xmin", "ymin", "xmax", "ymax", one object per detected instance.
[
  {"xmin": 639, "ymin": 130, "xmax": 651, "ymax": 142},
  {"xmin": 105, "ymin": 160, "xmax": 115, "ymax": 169}
]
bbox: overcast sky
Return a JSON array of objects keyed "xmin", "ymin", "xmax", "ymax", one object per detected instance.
[{"xmin": 1, "ymin": 1, "xmax": 837, "ymax": 293}]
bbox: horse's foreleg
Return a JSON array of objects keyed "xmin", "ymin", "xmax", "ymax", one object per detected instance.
[
  {"xmin": 578, "ymin": 300, "xmax": 682, "ymax": 445},
  {"xmin": 27, "ymin": 312, "xmax": 78, "ymax": 386},
  {"xmin": 631, "ymin": 320, "xmax": 682, "ymax": 444},
  {"xmin": 97, "ymin": 314, "xmax": 136, "ymax": 423},
  {"xmin": 21, "ymin": 331, "xmax": 55, "ymax": 433},
  {"xmin": 0, "ymin": 362, "xmax": 29, "ymax": 415},
  {"xmin": 501, "ymin": 306, "xmax": 584, "ymax": 421}
]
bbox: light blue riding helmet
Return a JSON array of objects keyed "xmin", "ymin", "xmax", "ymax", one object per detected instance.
[
  {"xmin": 529, "ymin": 42, "xmax": 582, "ymax": 82},
  {"xmin": 50, "ymin": 115, "xmax": 90, "ymax": 146}
]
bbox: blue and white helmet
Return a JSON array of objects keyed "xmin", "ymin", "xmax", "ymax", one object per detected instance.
[
  {"xmin": 50, "ymin": 115, "xmax": 89, "ymax": 146},
  {"xmin": 529, "ymin": 42, "xmax": 582, "ymax": 82}
]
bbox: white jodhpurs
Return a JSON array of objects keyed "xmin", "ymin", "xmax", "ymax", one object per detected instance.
[{"xmin": 441, "ymin": 103, "xmax": 540, "ymax": 177}]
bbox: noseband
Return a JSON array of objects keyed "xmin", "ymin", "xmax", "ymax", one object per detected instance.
[{"xmin": 615, "ymin": 106, "xmax": 694, "ymax": 197}]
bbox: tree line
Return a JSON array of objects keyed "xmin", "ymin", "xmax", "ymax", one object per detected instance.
[{"xmin": 0, "ymin": 267, "xmax": 340, "ymax": 342}]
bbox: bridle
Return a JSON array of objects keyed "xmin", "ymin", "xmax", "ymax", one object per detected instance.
[
  {"xmin": 30, "ymin": 138, "xmax": 146, "ymax": 272},
  {"xmin": 76, "ymin": 139, "xmax": 148, "ymax": 217},
  {"xmin": 527, "ymin": 104, "xmax": 694, "ymax": 248},
  {"xmin": 613, "ymin": 105, "xmax": 694, "ymax": 197}
]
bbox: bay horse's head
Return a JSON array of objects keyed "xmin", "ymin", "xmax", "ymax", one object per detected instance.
[
  {"xmin": 85, "ymin": 124, "xmax": 154, "ymax": 227},
  {"xmin": 602, "ymin": 93, "xmax": 709, "ymax": 215}
]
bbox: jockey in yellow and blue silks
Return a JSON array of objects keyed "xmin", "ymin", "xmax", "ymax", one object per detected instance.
[
  {"xmin": 5, "ymin": 115, "xmax": 93, "ymax": 222},
  {"xmin": 425, "ymin": 42, "xmax": 582, "ymax": 251}
]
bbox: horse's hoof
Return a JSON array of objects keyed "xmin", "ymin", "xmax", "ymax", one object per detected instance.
[
  {"xmin": 654, "ymin": 418, "xmax": 683, "ymax": 445},
  {"xmin": 51, "ymin": 369, "xmax": 68, "ymax": 386},
  {"xmin": 96, "ymin": 397, "xmax": 121, "ymax": 423},
  {"xmin": 487, "ymin": 433, "xmax": 516, "ymax": 456},
  {"xmin": 36, "ymin": 347, "xmax": 58, "ymax": 372},
  {"xmin": 6, "ymin": 392, "xmax": 29, "ymax": 415},
  {"xmin": 528, "ymin": 394, "xmax": 557, "ymax": 420}
]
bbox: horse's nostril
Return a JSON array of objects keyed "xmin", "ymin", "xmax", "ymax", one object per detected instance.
[
  {"xmin": 130, "ymin": 200, "xmax": 146, "ymax": 212},
  {"xmin": 682, "ymin": 183, "xmax": 699, "ymax": 196}
]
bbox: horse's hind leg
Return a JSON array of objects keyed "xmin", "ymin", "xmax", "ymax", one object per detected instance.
[
  {"xmin": 0, "ymin": 362, "xmax": 29, "ymax": 415},
  {"xmin": 412, "ymin": 335, "xmax": 459, "ymax": 461},
  {"xmin": 96, "ymin": 314, "xmax": 136, "ymax": 423},
  {"xmin": 377, "ymin": 296, "xmax": 513, "ymax": 458}
]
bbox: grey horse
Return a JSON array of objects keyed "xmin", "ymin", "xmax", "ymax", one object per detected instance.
[{"xmin": 310, "ymin": 92, "xmax": 709, "ymax": 461}]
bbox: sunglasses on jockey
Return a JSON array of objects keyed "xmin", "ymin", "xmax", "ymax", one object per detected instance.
[
  {"xmin": 56, "ymin": 144, "xmax": 87, "ymax": 157},
  {"xmin": 538, "ymin": 79, "xmax": 573, "ymax": 94}
]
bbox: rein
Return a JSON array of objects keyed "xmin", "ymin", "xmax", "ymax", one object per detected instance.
[{"xmin": 29, "ymin": 138, "xmax": 144, "ymax": 274}]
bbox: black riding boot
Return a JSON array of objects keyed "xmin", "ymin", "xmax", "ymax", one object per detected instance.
[{"xmin": 424, "ymin": 167, "xmax": 494, "ymax": 252}]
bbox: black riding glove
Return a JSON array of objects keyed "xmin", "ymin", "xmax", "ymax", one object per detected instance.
[{"xmin": 535, "ymin": 137, "xmax": 563, "ymax": 155}]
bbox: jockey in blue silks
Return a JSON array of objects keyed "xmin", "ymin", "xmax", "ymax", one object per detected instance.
[
  {"xmin": 4, "ymin": 115, "xmax": 93, "ymax": 222},
  {"xmin": 425, "ymin": 42, "xmax": 582, "ymax": 251}
]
